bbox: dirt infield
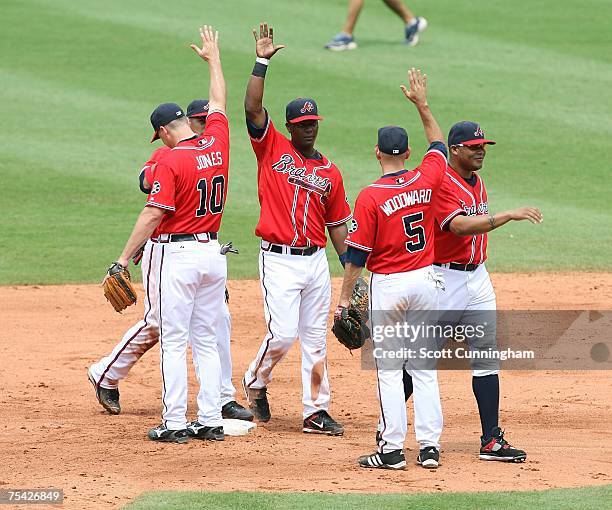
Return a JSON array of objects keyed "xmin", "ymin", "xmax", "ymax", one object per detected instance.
[{"xmin": 1, "ymin": 274, "xmax": 611, "ymax": 509}]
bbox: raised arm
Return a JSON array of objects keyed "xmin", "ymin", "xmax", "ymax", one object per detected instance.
[
  {"xmin": 245, "ymin": 23, "xmax": 285, "ymax": 128},
  {"xmin": 191, "ymin": 25, "xmax": 226, "ymax": 113},
  {"xmin": 400, "ymin": 68, "xmax": 444, "ymax": 144}
]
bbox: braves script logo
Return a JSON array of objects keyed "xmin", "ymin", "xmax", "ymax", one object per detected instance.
[
  {"xmin": 474, "ymin": 125, "xmax": 484, "ymax": 137},
  {"xmin": 272, "ymin": 154, "xmax": 331, "ymax": 197},
  {"xmin": 459, "ymin": 199, "xmax": 488, "ymax": 216},
  {"xmin": 300, "ymin": 101, "xmax": 315, "ymax": 114}
]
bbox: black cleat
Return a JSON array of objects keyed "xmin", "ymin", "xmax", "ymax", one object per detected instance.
[
  {"xmin": 242, "ymin": 378, "xmax": 271, "ymax": 422},
  {"xmin": 417, "ymin": 446, "xmax": 440, "ymax": 468},
  {"xmin": 358, "ymin": 449, "xmax": 406, "ymax": 470},
  {"xmin": 88, "ymin": 367, "xmax": 120, "ymax": 415},
  {"xmin": 186, "ymin": 421, "xmax": 224, "ymax": 441},
  {"xmin": 303, "ymin": 410, "xmax": 344, "ymax": 436},
  {"xmin": 480, "ymin": 427, "xmax": 527, "ymax": 462},
  {"xmin": 147, "ymin": 424, "xmax": 188, "ymax": 443},
  {"xmin": 222, "ymin": 401, "xmax": 254, "ymax": 421}
]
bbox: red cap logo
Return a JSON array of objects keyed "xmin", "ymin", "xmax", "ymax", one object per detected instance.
[
  {"xmin": 474, "ymin": 125, "xmax": 484, "ymax": 137},
  {"xmin": 300, "ymin": 101, "xmax": 315, "ymax": 114}
]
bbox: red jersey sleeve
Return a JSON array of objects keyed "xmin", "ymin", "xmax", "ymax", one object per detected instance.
[
  {"xmin": 203, "ymin": 110, "xmax": 229, "ymax": 153},
  {"xmin": 248, "ymin": 113, "xmax": 279, "ymax": 161},
  {"xmin": 345, "ymin": 189, "xmax": 377, "ymax": 252},
  {"xmin": 324, "ymin": 170, "xmax": 352, "ymax": 226},
  {"xmin": 416, "ymin": 143, "xmax": 448, "ymax": 185},
  {"xmin": 146, "ymin": 161, "xmax": 176, "ymax": 212},
  {"xmin": 435, "ymin": 173, "xmax": 466, "ymax": 230}
]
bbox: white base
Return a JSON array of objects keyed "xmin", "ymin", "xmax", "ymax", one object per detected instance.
[{"xmin": 223, "ymin": 418, "xmax": 257, "ymax": 436}]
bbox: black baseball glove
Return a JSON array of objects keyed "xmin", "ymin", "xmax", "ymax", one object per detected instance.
[{"xmin": 332, "ymin": 277, "xmax": 371, "ymax": 351}]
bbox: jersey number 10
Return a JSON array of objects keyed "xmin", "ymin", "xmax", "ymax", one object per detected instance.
[
  {"xmin": 402, "ymin": 211, "xmax": 426, "ymax": 253},
  {"xmin": 195, "ymin": 175, "xmax": 225, "ymax": 217}
]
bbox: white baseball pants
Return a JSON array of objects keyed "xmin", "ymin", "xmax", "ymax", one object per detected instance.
[
  {"xmin": 437, "ymin": 263, "xmax": 498, "ymax": 377},
  {"xmin": 90, "ymin": 243, "xmax": 237, "ymax": 406},
  {"xmin": 372, "ymin": 266, "xmax": 444, "ymax": 453},
  {"xmin": 244, "ymin": 247, "xmax": 331, "ymax": 419},
  {"xmin": 155, "ymin": 239, "xmax": 226, "ymax": 430}
]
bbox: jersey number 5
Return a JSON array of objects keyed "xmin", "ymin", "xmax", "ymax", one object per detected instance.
[
  {"xmin": 402, "ymin": 212, "xmax": 426, "ymax": 253},
  {"xmin": 195, "ymin": 175, "xmax": 225, "ymax": 217}
]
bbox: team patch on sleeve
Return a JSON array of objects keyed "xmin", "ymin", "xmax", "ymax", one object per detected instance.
[{"xmin": 348, "ymin": 218, "xmax": 358, "ymax": 233}]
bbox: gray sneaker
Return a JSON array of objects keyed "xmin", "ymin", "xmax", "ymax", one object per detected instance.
[
  {"xmin": 325, "ymin": 33, "xmax": 357, "ymax": 51},
  {"xmin": 404, "ymin": 17, "xmax": 428, "ymax": 47}
]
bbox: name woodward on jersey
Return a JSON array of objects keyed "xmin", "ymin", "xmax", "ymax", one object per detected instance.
[
  {"xmin": 379, "ymin": 188, "xmax": 432, "ymax": 216},
  {"xmin": 272, "ymin": 154, "xmax": 332, "ymax": 197}
]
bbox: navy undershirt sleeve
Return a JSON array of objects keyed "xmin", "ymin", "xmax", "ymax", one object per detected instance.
[
  {"xmin": 246, "ymin": 110, "xmax": 269, "ymax": 139},
  {"xmin": 346, "ymin": 246, "xmax": 369, "ymax": 267},
  {"xmin": 139, "ymin": 169, "xmax": 150, "ymax": 194},
  {"xmin": 428, "ymin": 141, "xmax": 448, "ymax": 159}
]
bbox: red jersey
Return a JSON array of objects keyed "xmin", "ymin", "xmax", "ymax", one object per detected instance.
[
  {"xmin": 434, "ymin": 166, "xmax": 488, "ymax": 265},
  {"xmin": 249, "ymin": 115, "xmax": 352, "ymax": 248},
  {"xmin": 146, "ymin": 110, "xmax": 229, "ymax": 234},
  {"xmin": 345, "ymin": 148, "xmax": 448, "ymax": 274}
]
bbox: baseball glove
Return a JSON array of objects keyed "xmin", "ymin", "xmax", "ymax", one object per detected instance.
[
  {"xmin": 332, "ymin": 277, "xmax": 371, "ymax": 351},
  {"xmin": 103, "ymin": 262, "xmax": 137, "ymax": 313}
]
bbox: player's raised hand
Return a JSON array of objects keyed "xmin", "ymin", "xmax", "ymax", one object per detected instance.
[
  {"xmin": 509, "ymin": 206, "xmax": 543, "ymax": 224},
  {"xmin": 400, "ymin": 68, "xmax": 428, "ymax": 107},
  {"xmin": 253, "ymin": 22, "xmax": 285, "ymax": 59},
  {"xmin": 191, "ymin": 25, "xmax": 220, "ymax": 62}
]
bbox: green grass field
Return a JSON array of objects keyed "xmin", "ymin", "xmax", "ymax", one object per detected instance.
[
  {"xmin": 1, "ymin": 0, "xmax": 610, "ymax": 284},
  {"xmin": 125, "ymin": 485, "xmax": 612, "ymax": 510}
]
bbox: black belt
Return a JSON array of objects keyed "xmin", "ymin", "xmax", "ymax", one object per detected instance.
[
  {"xmin": 169, "ymin": 233, "xmax": 217, "ymax": 242},
  {"xmin": 265, "ymin": 243, "xmax": 319, "ymax": 256},
  {"xmin": 434, "ymin": 262, "xmax": 479, "ymax": 272}
]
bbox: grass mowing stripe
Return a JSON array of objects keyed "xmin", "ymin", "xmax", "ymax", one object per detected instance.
[{"xmin": 124, "ymin": 484, "xmax": 612, "ymax": 510}]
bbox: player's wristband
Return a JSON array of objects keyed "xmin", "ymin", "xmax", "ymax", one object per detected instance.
[
  {"xmin": 252, "ymin": 58, "xmax": 269, "ymax": 78},
  {"xmin": 338, "ymin": 252, "xmax": 347, "ymax": 268}
]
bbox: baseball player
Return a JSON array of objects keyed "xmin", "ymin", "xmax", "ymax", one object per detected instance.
[
  {"xmin": 401, "ymin": 120, "xmax": 541, "ymax": 461},
  {"xmin": 325, "ymin": 0, "xmax": 427, "ymax": 50},
  {"xmin": 337, "ymin": 68, "xmax": 448, "ymax": 470},
  {"xmin": 242, "ymin": 23, "xmax": 352, "ymax": 435},
  {"xmin": 105, "ymin": 25, "xmax": 230, "ymax": 443},
  {"xmin": 88, "ymin": 97, "xmax": 253, "ymax": 423}
]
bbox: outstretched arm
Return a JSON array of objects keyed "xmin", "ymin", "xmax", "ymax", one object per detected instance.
[
  {"xmin": 191, "ymin": 25, "xmax": 226, "ymax": 113},
  {"xmin": 449, "ymin": 207, "xmax": 543, "ymax": 236},
  {"xmin": 400, "ymin": 68, "xmax": 444, "ymax": 144},
  {"xmin": 245, "ymin": 22, "xmax": 285, "ymax": 128}
]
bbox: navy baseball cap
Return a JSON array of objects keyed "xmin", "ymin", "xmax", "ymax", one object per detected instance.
[
  {"xmin": 286, "ymin": 98, "xmax": 323, "ymax": 124},
  {"xmin": 377, "ymin": 126, "xmax": 409, "ymax": 155},
  {"xmin": 150, "ymin": 103, "xmax": 185, "ymax": 142},
  {"xmin": 186, "ymin": 99, "xmax": 209, "ymax": 118},
  {"xmin": 448, "ymin": 121, "xmax": 496, "ymax": 146}
]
